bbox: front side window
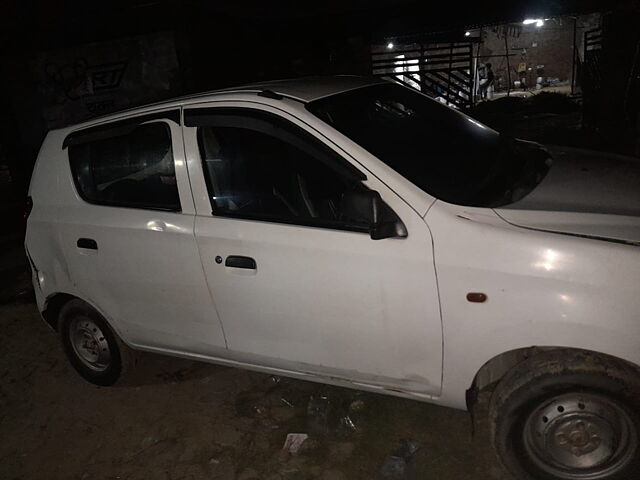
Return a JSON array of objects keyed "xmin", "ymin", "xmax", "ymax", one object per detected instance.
[
  {"xmin": 68, "ymin": 122, "xmax": 180, "ymax": 211},
  {"xmin": 189, "ymin": 108, "xmax": 369, "ymax": 231}
]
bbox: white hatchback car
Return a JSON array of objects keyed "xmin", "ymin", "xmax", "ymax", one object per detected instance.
[{"xmin": 26, "ymin": 76, "xmax": 640, "ymax": 480}]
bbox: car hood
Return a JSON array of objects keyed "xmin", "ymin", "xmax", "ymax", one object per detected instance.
[{"xmin": 496, "ymin": 145, "xmax": 640, "ymax": 245}]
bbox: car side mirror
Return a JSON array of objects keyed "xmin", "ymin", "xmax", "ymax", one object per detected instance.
[{"xmin": 341, "ymin": 190, "xmax": 408, "ymax": 240}]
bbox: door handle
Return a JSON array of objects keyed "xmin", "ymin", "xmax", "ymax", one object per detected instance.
[
  {"xmin": 77, "ymin": 238, "xmax": 98, "ymax": 250},
  {"xmin": 225, "ymin": 255, "xmax": 256, "ymax": 269}
]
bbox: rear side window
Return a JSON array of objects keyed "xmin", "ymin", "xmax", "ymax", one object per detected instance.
[{"xmin": 68, "ymin": 122, "xmax": 180, "ymax": 211}]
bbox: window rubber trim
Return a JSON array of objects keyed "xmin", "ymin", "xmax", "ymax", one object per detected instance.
[
  {"xmin": 62, "ymin": 109, "xmax": 180, "ymax": 149},
  {"xmin": 209, "ymin": 210, "xmax": 371, "ymax": 235}
]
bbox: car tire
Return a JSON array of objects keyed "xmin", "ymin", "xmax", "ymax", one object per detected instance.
[
  {"xmin": 490, "ymin": 349, "xmax": 640, "ymax": 480},
  {"xmin": 59, "ymin": 299, "xmax": 137, "ymax": 386}
]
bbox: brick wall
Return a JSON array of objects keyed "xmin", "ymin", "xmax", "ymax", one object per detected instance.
[{"xmin": 477, "ymin": 14, "xmax": 600, "ymax": 91}]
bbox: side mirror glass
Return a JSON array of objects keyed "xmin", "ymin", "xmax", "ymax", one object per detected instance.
[{"xmin": 341, "ymin": 190, "xmax": 407, "ymax": 240}]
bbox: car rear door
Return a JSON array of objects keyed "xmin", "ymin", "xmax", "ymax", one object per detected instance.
[
  {"xmin": 57, "ymin": 110, "xmax": 227, "ymax": 354},
  {"xmin": 183, "ymin": 101, "xmax": 443, "ymax": 396}
]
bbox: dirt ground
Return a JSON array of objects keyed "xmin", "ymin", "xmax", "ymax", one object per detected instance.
[{"xmin": 0, "ymin": 299, "xmax": 505, "ymax": 480}]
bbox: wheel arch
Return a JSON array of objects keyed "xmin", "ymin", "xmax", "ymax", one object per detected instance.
[
  {"xmin": 41, "ymin": 292, "xmax": 129, "ymax": 346},
  {"xmin": 466, "ymin": 346, "xmax": 640, "ymax": 412},
  {"xmin": 41, "ymin": 292, "xmax": 77, "ymax": 331}
]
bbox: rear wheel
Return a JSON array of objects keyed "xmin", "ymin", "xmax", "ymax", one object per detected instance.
[
  {"xmin": 490, "ymin": 350, "xmax": 640, "ymax": 480},
  {"xmin": 59, "ymin": 299, "xmax": 136, "ymax": 386}
]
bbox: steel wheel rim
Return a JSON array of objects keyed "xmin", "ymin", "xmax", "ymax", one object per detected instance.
[
  {"xmin": 69, "ymin": 316, "xmax": 111, "ymax": 372},
  {"xmin": 523, "ymin": 392, "xmax": 637, "ymax": 479}
]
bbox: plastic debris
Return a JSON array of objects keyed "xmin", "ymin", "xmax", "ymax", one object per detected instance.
[
  {"xmin": 307, "ymin": 395, "xmax": 331, "ymax": 434},
  {"xmin": 306, "ymin": 392, "xmax": 367, "ymax": 436},
  {"xmin": 349, "ymin": 398, "xmax": 366, "ymax": 412},
  {"xmin": 235, "ymin": 391, "xmax": 269, "ymax": 418},
  {"xmin": 380, "ymin": 455, "xmax": 406, "ymax": 478},
  {"xmin": 380, "ymin": 440, "xmax": 422, "ymax": 478},
  {"xmin": 339, "ymin": 414, "xmax": 356, "ymax": 432},
  {"xmin": 338, "ymin": 393, "xmax": 369, "ymax": 434},
  {"xmin": 280, "ymin": 397, "xmax": 294, "ymax": 408},
  {"xmin": 282, "ymin": 433, "xmax": 308, "ymax": 454}
]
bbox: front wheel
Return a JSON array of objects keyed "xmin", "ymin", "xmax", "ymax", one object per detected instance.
[{"xmin": 490, "ymin": 350, "xmax": 640, "ymax": 480}]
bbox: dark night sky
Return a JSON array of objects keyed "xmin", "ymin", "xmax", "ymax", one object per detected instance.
[
  {"xmin": 0, "ymin": 0, "xmax": 624, "ymax": 193},
  {"xmin": 0, "ymin": 0, "xmax": 608, "ymax": 52}
]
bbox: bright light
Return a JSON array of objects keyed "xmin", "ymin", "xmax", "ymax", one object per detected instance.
[
  {"xmin": 387, "ymin": 42, "xmax": 394, "ymax": 49},
  {"xmin": 523, "ymin": 18, "xmax": 544, "ymax": 27},
  {"xmin": 559, "ymin": 294, "xmax": 573, "ymax": 304},
  {"xmin": 467, "ymin": 117, "xmax": 487, "ymax": 130},
  {"xmin": 465, "ymin": 31, "xmax": 471, "ymax": 37},
  {"xmin": 534, "ymin": 249, "xmax": 560, "ymax": 271}
]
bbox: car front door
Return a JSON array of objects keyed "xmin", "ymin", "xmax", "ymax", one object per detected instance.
[
  {"xmin": 57, "ymin": 111, "xmax": 227, "ymax": 354},
  {"xmin": 184, "ymin": 103, "xmax": 443, "ymax": 396}
]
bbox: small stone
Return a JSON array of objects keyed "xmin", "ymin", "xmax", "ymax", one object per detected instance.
[
  {"xmin": 178, "ymin": 446, "xmax": 197, "ymax": 463},
  {"xmin": 321, "ymin": 469, "xmax": 347, "ymax": 480},
  {"xmin": 260, "ymin": 419, "xmax": 281, "ymax": 430},
  {"xmin": 271, "ymin": 406, "xmax": 297, "ymax": 422},
  {"xmin": 171, "ymin": 464, "xmax": 204, "ymax": 478},
  {"xmin": 198, "ymin": 394, "xmax": 218, "ymax": 403},
  {"xmin": 349, "ymin": 399, "xmax": 366, "ymax": 412},
  {"xmin": 278, "ymin": 465, "xmax": 303, "ymax": 480},
  {"xmin": 140, "ymin": 436, "xmax": 157, "ymax": 449},
  {"xmin": 297, "ymin": 437, "xmax": 321, "ymax": 455},
  {"xmin": 237, "ymin": 467, "xmax": 259, "ymax": 480},
  {"xmin": 329, "ymin": 442, "xmax": 354, "ymax": 461},
  {"xmin": 253, "ymin": 435, "xmax": 271, "ymax": 452},
  {"xmin": 212, "ymin": 423, "xmax": 244, "ymax": 447},
  {"xmin": 380, "ymin": 456, "xmax": 406, "ymax": 478},
  {"xmin": 286, "ymin": 456, "xmax": 310, "ymax": 470},
  {"xmin": 208, "ymin": 456, "xmax": 235, "ymax": 479},
  {"xmin": 274, "ymin": 449, "xmax": 290, "ymax": 463},
  {"xmin": 489, "ymin": 466, "xmax": 506, "ymax": 479}
]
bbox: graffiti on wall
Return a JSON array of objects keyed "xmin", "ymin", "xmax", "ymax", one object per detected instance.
[
  {"xmin": 35, "ymin": 32, "xmax": 180, "ymax": 128},
  {"xmin": 44, "ymin": 59, "xmax": 128, "ymax": 115}
]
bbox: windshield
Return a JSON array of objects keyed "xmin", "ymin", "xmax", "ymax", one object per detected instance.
[{"xmin": 307, "ymin": 83, "xmax": 551, "ymax": 207}]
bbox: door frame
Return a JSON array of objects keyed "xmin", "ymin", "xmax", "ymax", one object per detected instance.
[{"xmin": 180, "ymin": 98, "xmax": 445, "ymax": 397}]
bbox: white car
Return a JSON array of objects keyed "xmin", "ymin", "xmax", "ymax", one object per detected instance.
[{"xmin": 26, "ymin": 76, "xmax": 640, "ymax": 480}]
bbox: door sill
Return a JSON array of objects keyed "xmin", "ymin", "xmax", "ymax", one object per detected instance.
[{"xmin": 132, "ymin": 343, "xmax": 438, "ymax": 402}]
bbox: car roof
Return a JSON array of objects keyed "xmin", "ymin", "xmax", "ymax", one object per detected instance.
[
  {"xmin": 220, "ymin": 75, "xmax": 386, "ymax": 102},
  {"xmin": 65, "ymin": 75, "xmax": 386, "ymax": 131}
]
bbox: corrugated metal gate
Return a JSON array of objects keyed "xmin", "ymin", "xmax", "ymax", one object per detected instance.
[
  {"xmin": 372, "ymin": 42, "xmax": 474, "ymax": 108},
  {"xmin": 582, "ymin": 27, "xmax": 603, "ymax": 130},
  {"xmin": 583, "ymin": 28, "xmax": 603, "ymax": 93}
]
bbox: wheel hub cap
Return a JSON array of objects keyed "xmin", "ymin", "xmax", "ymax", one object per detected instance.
[
  {"xmin": 69, "ymin": 317, "xmax": 111, "ymax": 372},
  {"xmin": 555, "ymin": 418, "xmax": 603, "ymax": 455},
  {"xmin": 523, "ymin": 393, "xmax": 637, "ymax": 479}
]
